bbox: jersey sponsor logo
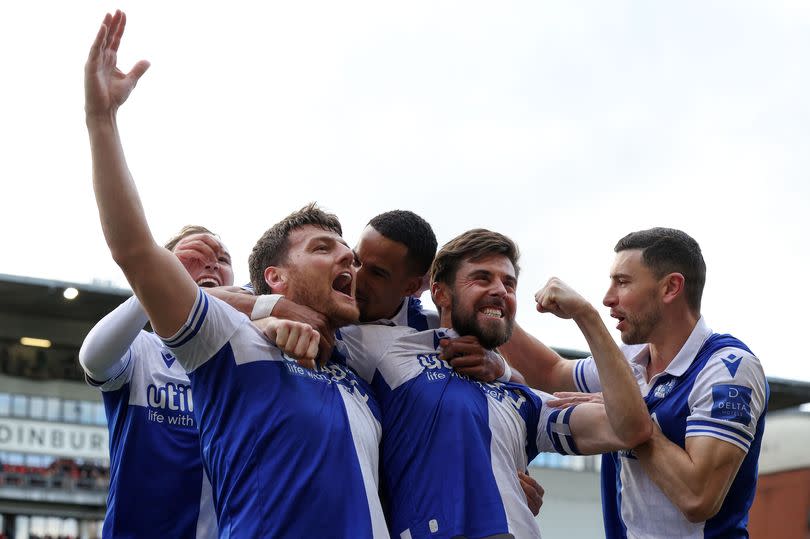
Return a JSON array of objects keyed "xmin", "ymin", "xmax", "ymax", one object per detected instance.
[
  {"xmin": 711, "ymin": 384, "xmax": 752, "ymax": 425},
  {"xmin": 146, "ymin": 382, "xmax": 196, "ymax": 427},
  {"xmin": 160, "ymin": 347, "xmax": 177, "ymax": 369},
  {"xmin": 416, "ymin": 353, "xmax": 527, "ymax": 411},
  {"xmin": 721, "ymin": 353, "xmax": 744, "ymax": 377},
  {"xmin": 283, "ymin": 358, "xmax": 370, "ymax": 403}
]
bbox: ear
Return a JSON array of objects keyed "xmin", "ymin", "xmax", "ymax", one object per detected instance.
[
  {"xmin": 404, "ymin": 274, "xmax": 428, "ymax": 298},
  {"xmin": 431, "ymin": 281, "xmax": 452, "ymax": 311},
  {"xmin": 264, "ymin": 266, "xmax": 288, "ymax": 294},
  {"xmin": 661, "ymin": 273, "xmax": 685, "ymax": 305}
]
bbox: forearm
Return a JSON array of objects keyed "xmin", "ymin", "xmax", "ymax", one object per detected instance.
[
  {"xmin": 573, "ymin": 307, "xmax": 651, "ymax": 446},
  {"xmin": 205, "ymin": 287, "xmax": 259, "ymax": 317},
  {"xmin": 79, "ymin": 296, "xmax": 148, "ymax": 381},
  {"xmin": 499, "ymin": 323, "xmax": 574, "ymax": 392},
  {"xmin": 86, "ymin": 116, "xmax": 197, "ymax": 336},
  {"xmin": 87, "ymin": 116, "xmax": 155, "ymax": 264}
]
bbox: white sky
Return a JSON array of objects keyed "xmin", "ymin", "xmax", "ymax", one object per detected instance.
[{"xmin": 1, "ymin": 2, "xmax": 809, "ymax": 382}]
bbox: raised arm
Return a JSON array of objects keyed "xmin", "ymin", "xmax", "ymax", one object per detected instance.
[
  {"xmin": 535, "ymin": 278, "xmax": 652, "ymax": 452},
  {"xmin": 85, "ymin": 11, "xmax": 197, "ymax": 336}
]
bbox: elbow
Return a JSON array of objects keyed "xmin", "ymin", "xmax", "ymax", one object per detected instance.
[
  {"xmin": 110, "ymin": 244, "xmax": 148, "ymax": 269},
  {"xmin": 633, "ymin": 418, "xmax": 654, "ymax": 446},
  {"xmin": 619, "ymin": 418, "xmax": 654, "ymax": 449},
  {"xmin": 681, "ymin": 497, "xmax": 722, "ymax": 524}
]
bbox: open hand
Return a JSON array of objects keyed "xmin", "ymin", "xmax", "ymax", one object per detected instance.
[{"xmin": 85, "ymin": 10, "xmax": 150, "ymax": 118}]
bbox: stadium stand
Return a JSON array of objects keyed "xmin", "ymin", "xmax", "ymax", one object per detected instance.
[{"xmin": 0, "ymin": 272, "xmax": 808, "ymax": 538}]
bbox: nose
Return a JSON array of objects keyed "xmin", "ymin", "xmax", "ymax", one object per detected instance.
[
  {"xmin": 337, "ymin": 244, "xmax": 355, "ymax": 270},
  {"xmin": 489, "ymin": 279, "xmax": 508, "ymax": 298},
  {"xmin": 602, "ymin": 284, "xmax": 616, "ymax": 308}
]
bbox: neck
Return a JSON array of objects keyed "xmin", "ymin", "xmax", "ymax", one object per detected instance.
[
  {"xmin": 384, "ymin": 298, "xmax": 407, "ymax": 321},
  {"xmin": 646, "ymin": 310, "xmax": 700, "ymax": 378},
  {"xmin": 439, "ymin": 310, "xmax": 452, "ymax": 329}
]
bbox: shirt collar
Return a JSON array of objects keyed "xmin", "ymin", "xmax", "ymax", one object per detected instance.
[
  {"xmin": 626, "ymin": 316, "xmax": 712, "ymax": 377},
  {"xmin": 364, "ymin": 297, "xmax": 409, "ymax": 327},
  {"xmin": 666, "ymin": 316, "xmax": 712, "ymax": 376}
]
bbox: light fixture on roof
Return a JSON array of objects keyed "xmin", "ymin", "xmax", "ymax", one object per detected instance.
[
  {"xmin": 20, "ymin": 337, "xmax": 51, "ymax": 348},
  {"xmin": 63, "ymin": 287, "xmax": 79, "ymax": 300}
]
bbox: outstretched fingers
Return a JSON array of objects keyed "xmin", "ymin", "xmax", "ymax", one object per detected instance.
[
  {"xmin": 109, "ymin": 10, "xmax": 126, "ymax": 52},
  {"xmin": 87, "ymin": 18, "xmax": 109, "ymax": 63}
]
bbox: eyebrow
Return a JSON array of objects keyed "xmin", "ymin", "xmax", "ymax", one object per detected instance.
[
  {"xmin": 469, "ymin": 269, "xmax": 517, "ymax": 285},
  {"xmin": 307, "ymin": 235, "xmax": 349, "ymax": 249}
]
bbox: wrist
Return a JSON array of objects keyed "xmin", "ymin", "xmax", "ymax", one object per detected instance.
[
  {"xmin": 251, "ymin": 294, "xmax": 284, "ymax": 320},
  {"xmin": 572, "ymin": 303, "xmax": 600, "ymax": 327},
  {"xmin": 496, "ymin": 355, "xmax": 512, "ymax": 382},
  {"xmin": 85, "ymin": 109, "xmax": 118, "ymax": 128}
]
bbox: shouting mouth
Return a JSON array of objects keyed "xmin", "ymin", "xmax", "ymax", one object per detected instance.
[
  {"xmin": 196, "ymin": 276, "xmax": 221, "ymax": 288},
  {"xmin": 332, "ymin": 271, "xmax": 354, "ymax": 298}
]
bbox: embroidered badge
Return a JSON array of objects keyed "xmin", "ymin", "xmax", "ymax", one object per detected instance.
[{"xmin": 653, "ymin": 378, "xmax": 676, "ymax": 399}]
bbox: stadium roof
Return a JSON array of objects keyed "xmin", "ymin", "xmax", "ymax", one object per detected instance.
[
  {"xmin": 0, "ymin": 273, "xmax": 131, "ymax": 325},
  {"xmin": 1, "ymin": 273, "xmax": 808, "ymax": 409}
]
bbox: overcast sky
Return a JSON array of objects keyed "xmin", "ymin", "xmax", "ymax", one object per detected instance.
[{"xmin": 1, "ymin": 1, "xmax": 808, "ymax": 382}]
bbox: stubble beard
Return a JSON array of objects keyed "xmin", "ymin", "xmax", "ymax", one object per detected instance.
[
  {"xmin": 619, "ymin": 300, "xmax": 662, "ymax": 346},
  {"xmin": 286, "ymin": 267, "xmax": 360, "ymax": 329}
]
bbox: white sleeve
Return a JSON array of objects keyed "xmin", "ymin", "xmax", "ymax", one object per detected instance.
[
  {"xmin": 685, "ymin": 347, "xmax": 767, "ymax": 453},
  {"xmin": 529, "ymin": 388, "xmax": 582, "ymax": 456},
  {"xmin": 159, "ymin": 289, "xmax": 248, "ymax": 373},
  {"xmin": 571, "ymin": 356, "xmax": 602, "ymax": 393},
  {"xmin": 79, "ymin": 295, "xmax": 148, "ymax": 384}
]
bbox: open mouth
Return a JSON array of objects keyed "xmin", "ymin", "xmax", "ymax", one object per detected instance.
[
  {"xmin": 479, "ymin": 306, "xmax": 504, "ymax": 319},
  {"xmin": 332, "ymin": 272, "xmax": 354, "ymax": 297},
  {"xmin": 610, "ymin": 312, "xmax": 626, "ymax": 329},
  {"xmin": 196, "ymin": 277, "xmax": 220, "ymax": 288}
]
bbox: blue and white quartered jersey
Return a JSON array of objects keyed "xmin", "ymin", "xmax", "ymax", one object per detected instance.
[
  {"xmin": 90, "ymin": 300, "xmax": 217, "ymax": 539},
  {"xmin": 573, "ymin": 317, "xmax": 768, "ymax": 539},
  {"xmin": 162, "ymin": 289, "xmax": 389, "ymax": 539},
  {"xmin": 339, "ymin": 326, "xmax": 579, "ymax": 539}
]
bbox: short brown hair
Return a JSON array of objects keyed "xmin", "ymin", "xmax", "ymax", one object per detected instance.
[
  {"xmin": 431, "ymin": 228, "xmax": 520, "ymax": 286},
  {"xmin": 163, "ymin": 225, "xmax": 218, "ymax": 251},
  {"xmin": 248, "ymin": 203, "xmax": 343, "ymax": 294}
]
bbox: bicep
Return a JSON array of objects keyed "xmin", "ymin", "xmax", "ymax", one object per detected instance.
[{"xmin": 684, "ymin": 435, "xmax": 746, "ymax": 499}]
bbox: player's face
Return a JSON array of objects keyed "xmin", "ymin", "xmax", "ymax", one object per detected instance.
[
  {"xmin": 354, "ymin": 226, "xmax": 421, "ymax": 322},
  {"xmin": 282, "ymin": 225, "xmax": 359, "ymax": 327},
  {"xmin": 603, "ymin": 249, "xmax": 663, "ymax": 345},
  {"xmin": 448, "ymin": 255, "xmax": 517, "ymax": 349},
  {"xmin": 173, "ymin": 233, "xmax": 235, "ymax": 288}
]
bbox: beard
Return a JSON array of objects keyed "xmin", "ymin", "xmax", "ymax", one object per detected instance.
[
  {"xmin": 450, "ymin": 293, "xmax": 514, "ymax": 350},
  {"xmin": 619, "ymin": 297, "xmax": 662, "ymax": 345},
  {"xmin": 285, "ymin": 266, "xmax": 360, "ymax": 328}
]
